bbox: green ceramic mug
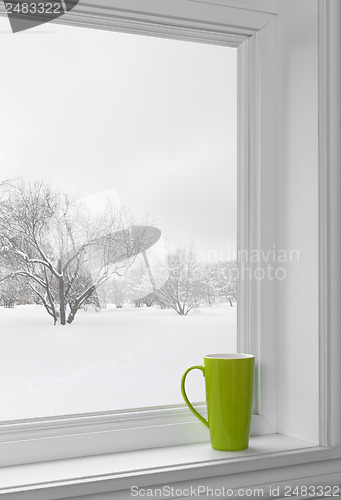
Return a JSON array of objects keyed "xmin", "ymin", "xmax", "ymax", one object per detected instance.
[{"xmin": 181, "ymin": 353, "xmax": 255, "ymax": 451}]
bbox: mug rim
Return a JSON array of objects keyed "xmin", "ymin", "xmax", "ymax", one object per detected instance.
[{"xmin": 204, "ymin": 353, "xmax": 254, "ymax": 359}]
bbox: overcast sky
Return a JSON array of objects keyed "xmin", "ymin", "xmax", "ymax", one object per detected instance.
[{"xmin": 0, "ymin": 17, "xmax": 237, "ymax": 260}]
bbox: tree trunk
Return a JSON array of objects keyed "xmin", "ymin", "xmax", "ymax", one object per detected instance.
[
  {"xmin": 57, "ymin": 259, "xmax": 66, "ymax": 325},
  {"xmin": 43, "ymin": 269, "xmax": 58, "ymax": 325},
  {"xmin": 67, "ymin": 285, "xmax": 96, "ymax": 324}
]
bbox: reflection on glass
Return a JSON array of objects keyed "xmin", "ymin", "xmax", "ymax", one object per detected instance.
[{"xmin": 0, "ymin": 18, "xmax": 237, "ymax": 420}]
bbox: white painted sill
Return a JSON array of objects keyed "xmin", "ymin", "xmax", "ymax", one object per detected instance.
[{"xmin": 1, "ymin": 434, "xmax": 341, "ymax": 499}]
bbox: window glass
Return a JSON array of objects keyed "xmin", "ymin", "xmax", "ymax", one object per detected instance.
[{"xmin": 0, "ymin": 18, "xmax": 237, "ymax": 420}]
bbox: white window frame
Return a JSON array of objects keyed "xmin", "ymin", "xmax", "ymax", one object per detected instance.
[
  {"xmin": 0, "ymin": 0, "xmax": 339, "ymax": 472},
  {"xmin": 318, "ymin": 0, "xmax": 341, "ymax": 448}
]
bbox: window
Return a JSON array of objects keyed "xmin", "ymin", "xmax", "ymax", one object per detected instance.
[
  {"xmin": 0, "ymin": 0, "xmax": 333, "ymax": 471},
  {"xmin": 0, "ymin": 17, "xmax": 239, "ymax": 422},
  {"xmin": 0, "ymin": 3, "xmax": 275, "ymax": 467}
]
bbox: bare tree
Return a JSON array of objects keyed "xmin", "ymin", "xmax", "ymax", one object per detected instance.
[
  {"xmin": 198, "ymin": 263, "xmax": 219, "ymax": 306},
  {"xmin": 151, "ymin": 251, "xmax": 238, "ymax": 314},
  {"xmin": 0, "ymin": 275, "xmax": 28, "ymax": 308},
  {"xmin": 215, "ymin": 260, "xmax": 238, "ymax": 306},
  {"xmin": 0, "ymin": 179, "xmax": 146, "ymax": 325},
  {"xmin": 156, "ymin": 247, "xmax": 204, "ymax": 315}
]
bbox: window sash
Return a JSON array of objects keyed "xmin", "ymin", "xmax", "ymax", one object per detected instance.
[{"xmin": 0, "ymin": 0, "xmax": 278, "ymax": 466}]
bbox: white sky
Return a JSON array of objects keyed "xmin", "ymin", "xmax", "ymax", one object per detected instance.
[{"xmin": 0, "ymin": 17, "xmax": 237, "ymax": 260}]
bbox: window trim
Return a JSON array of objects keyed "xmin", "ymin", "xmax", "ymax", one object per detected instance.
[
  {"xmin": 0, "ymin": 408, "xmax": 275, "ymax": 467},
  {"xmin": 3, "ymin": 435, "xmax": 339, "ymax": 500},
  {"xmin": 318, "ymin": 0, "xmax": 341, "ymax": 448},
  {"xmin": 1, "ymin": 0, "xmax": 339, "ymax": 468},
  {"xmin": 237, "ymin": 19, "xmax": 278, "ymax": 425}
]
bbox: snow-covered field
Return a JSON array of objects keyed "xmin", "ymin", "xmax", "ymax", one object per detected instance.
[{"xmin": 0, "ymin": 304, "xmax": 237, "ymax": 421}]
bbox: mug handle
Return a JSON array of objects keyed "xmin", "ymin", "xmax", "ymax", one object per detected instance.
[{"xmin": 181, "ymin": 365, "xmax": 209, "ymax": 428}]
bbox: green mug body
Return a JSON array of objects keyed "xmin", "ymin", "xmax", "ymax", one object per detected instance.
[{"xmin": 181, "ymin": 353, "xmax": 255, "ymax": 451}]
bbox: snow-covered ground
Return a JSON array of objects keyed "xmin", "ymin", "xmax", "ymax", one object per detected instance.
[{"xmin": 0, "ymin": 304, "xmax": 237, "ymax": 421}]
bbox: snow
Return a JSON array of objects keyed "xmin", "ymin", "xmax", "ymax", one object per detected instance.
[{"xmin": 0, "ymin": 304, "xmax": 237, "ymax": 421}]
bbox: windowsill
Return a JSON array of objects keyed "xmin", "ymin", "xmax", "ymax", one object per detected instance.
[{"xmin": 1, "ymin": 434, "xmax": 340, "ymax": 499}]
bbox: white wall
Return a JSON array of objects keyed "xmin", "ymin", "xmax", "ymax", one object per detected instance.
[{"xmin": 276, "ymin": 0, "xmax": 320, "ymax": 444}]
